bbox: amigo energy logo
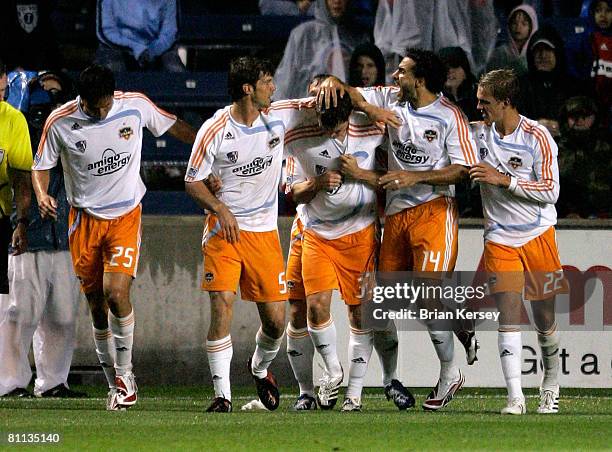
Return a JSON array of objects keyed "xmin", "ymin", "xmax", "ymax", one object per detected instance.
[
  {"xmin": 232, "ymin": 155, "xmax": 273, "ymax": 177},
  {"xmin": 393, "ymin": 140, "xmax": 430, "ymax": 165},
  {"xmin": 88, "ymin": 148, "xmax": 131, "ymax": 176}
]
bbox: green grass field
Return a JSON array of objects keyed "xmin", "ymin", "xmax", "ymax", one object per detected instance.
[{"xmin": 2, "ymin": 386, "xmax": 611, "ymax": 451}]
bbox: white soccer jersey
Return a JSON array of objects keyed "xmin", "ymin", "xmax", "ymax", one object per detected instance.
[
  {"xmin": 272, "ymin": 99, "xmax": 384, "ymax": 240},
  {"xmin": 360, "ymin": 86, "xmax": 477, "ymax": 215},
  {"xmin": 472, "ymin": 118, "xmax": 559, "ymax": 247},
  {"xmin": 185, "ymin": 106, "xmax": 285, "ymax": 232},
  {"xmin": 34, "ymin": 92, "xmax": 176, "ymax": 219}
]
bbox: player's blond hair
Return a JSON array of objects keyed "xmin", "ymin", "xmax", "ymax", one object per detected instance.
[{"xmin": 479, "ymin": 69, "xmax": 520, "ymax": 107}]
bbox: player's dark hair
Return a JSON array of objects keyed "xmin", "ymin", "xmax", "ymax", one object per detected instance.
[
  {"xmin": 318, "ymin": 90, "xmax": 353, "ymax": 130},
  {"xmin": 0, "ymin": 58, "xmax": 6, "ymax": 77},
  {"xmin": 403, "ymin": 48, "xmax": 447, "ymax": 94},
  {"xmin": 228, "ymin": 56, "xmax": 274, "ymax": 102},
  {"xmin": 77, "ymin": 64, "xmax": 115, "ymax": 103},
  {"xmin": 478, "ymin": 69, "xmax": 520, "ymax": 107}
]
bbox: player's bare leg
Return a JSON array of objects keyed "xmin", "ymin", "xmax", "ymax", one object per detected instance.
[
  {"xmin": 307, "ymin": 290, "xmax": 343, "ymax": 409},
  {"xmin": 496, "ymin": 291, "xmax": 526, "ymax": 415},
  {"xmin": 287, "ymin": 298, "xmax": 316, "ymax": 410},
  {"xmin": 206, "ymin": 291, "xmax": 234, "ymax": 412},
  {"xmin": 342, "ymin": 304, "xmax": 373, "ymax": 412},
  {"xmin": 532, "ymin": 297, "xmax": 560, "ymax": 413},
  {"xmin": 248, "ymin": 301, "xmax": 285, "ymax": 410}
]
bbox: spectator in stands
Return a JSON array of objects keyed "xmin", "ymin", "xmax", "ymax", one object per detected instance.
[
  {"xmin": 557, "ymin": 96, "xmax": 611, "ymax": 218},
  {"xmin": 487, "ymin": 4, "xmax": 539, "ymax": 76},
  {"xmin": 0, "ymin": 71, "xmax": 87, "ymax": 398},
  {"xmin": 588, "ymin": 0, "xmax": 612, "ymax": 128},
  {"xmin": 348, "ymin": 42, "xmax": 385, "ymax": 87},
  {"xmin": 439, "ymin": 46, "xmax": 479, "ymax": 121},
  {"xmin": 259, "ymin": 0, "xmax": 315, "ymax": 16},
  {"xmin": 273, "ymin": 0, "xmax": 370, "ymax": 99},
  {"xmin": 520, "ymin": 26, "xmax": 585, "ymax": 137},
  {"xmin": 374, "ymin": 0, "xmax": 497, "ymax": 80},
  {"xmin": 95, "ymin": 0, "xmax": 185, "ymax": 72},
  {"xmin": 0, "ymin": 0, "xmax": 62, "ymax": 71}
]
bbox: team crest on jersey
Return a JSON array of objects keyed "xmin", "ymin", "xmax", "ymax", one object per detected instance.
[
  {"xmin": 119, "ymin": 126, "xmax": 133, "ymax": 140},
  {"xmin": 187, "ymin": 167, "xmax": 199, "ymax": 178},
  {"xmin": 75, "ymin": 140, "xmax": 87, "ymax": 153},
  {"xmin": 319, "ymin": 149, "xmax": 331, "ymax": 158},
  {"xmin": 508, "ymin": 156, "xmax": 523, "ymax": 169},
  {"xmin": 227, "ymin": 151, "xmax": 238, "ymax": 163},
  {"xmin": 315, "ymin": 164, "xmax": 327, "ymax": 176},
  {"xmin": 393, "ymin": 140, "xmax": 430, "ymax": 165},
  {"xmin": 479, "ymin": 147, "xmax": 488, "ymax": 159},
  {"xmin": 71, "ymin": 122, "xmax": 82, "ymax": 131},
  {"xmin": 205, "ymin": 272, "xmax": 214, "ymax": 282},
  {"xmin": 17, "ymin": 4, "xmax": 38, "ymax": 33},
  {"xmin": 268, "ymin": 136, "xmax": 280, "ymax": 149},
  {"xmin": 423, "ymin": 129, "xmax": 437, "ymax": 142},
  {"xmin": 232, "ymin": 155, "xmax": 273, "ymax": 177}
]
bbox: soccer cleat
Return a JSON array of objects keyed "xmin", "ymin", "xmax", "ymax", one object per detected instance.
[
  {"xmin": 501, "ymin": 397, "xmax": 526, "ymax": 415},
  {"xmin": 422, "ymin": 369, "xmax": 465, "ymax": 411},
  {"xmin": 384, "ymin": 379, "xmax": 415, "ymax": 410},
  {"xmin": 3, "ymin": 387, "xmax": 32, "ymax": 398},
  {"xmin": 292, "ymin": 394, "xmax": 317, "ymax": 411},
  {"xmin": 206, "ymin": 397, "xmax": 232, "ymax": 412},
  {"xmin": 247, "ymin": 358, "xmax": 280, "ymax": 411},
  {"xmin": 455, "ymin": 330, "xmax": 479, "ymax": 365},
  {"xmin": 40, "ymin": 384, "xmax": 87, "ymax": 398},
  {"xmin": 106, "ymin": 388, "xmax": 126, "ymax": 411},
  {"xmin": 316, "ymin": 366, "xmax": 343, "ymax": 410},
  {"xmin": 341, "ymin": 397, "xmax": 362, "ymax": 412},
  {"xmin": 537, "ymin": 385, "xmax": 559, "ymax": 414},
  {"xmin": 114, "ymin": 373, "xmax": 138, "ymax": 408}
]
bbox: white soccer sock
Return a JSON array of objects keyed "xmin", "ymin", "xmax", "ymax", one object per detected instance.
[
  {"xmin": 345, "ymin": 328, "xmax": 373, "ymax": 400},
  {"xmin": 428, "ymin": 330, "xmax": 457, "ymax": 381},
  {"xmin": 109, "ymin": 310, "xmax": 135, "ymax": 377},
  {"xmin": 206, "ymin": 335, "xmax": 233, "ymax": 400},
  {"xmin": 537, "ymin": 325, "xmax": 560, "ymax": 390},
  {"xmin": 308, "ymin": 318, "xmax": 342, "ymax": 376},
  {"xmin": 251, "ymin": 328, "xmax": 283, "ymax": 379},
  {"xmin": 92, "ymin": 326, "xmax": 116, "ymax": 389},
  {"xmin": 286, "ymin": 323, "xmax": 315, "ymax": 396},
  {"xmin": 373, "ymin": 322, "xmax": 399, "ymax": 386},
  {"xmin": 498, "ymin": 331, "xmax": 524, "ymax": 400}
]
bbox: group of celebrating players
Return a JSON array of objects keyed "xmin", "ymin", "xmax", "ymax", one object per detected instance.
[{"xmin": 32, "ymin": 48, "xmax": 566, "ymax": 415}]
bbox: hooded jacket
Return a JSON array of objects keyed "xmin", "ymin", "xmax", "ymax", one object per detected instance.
[
  {"xmin": 273, "ymin": 0, "xmax": 370, "ymax": 99},
  {"xmin": 348, "ymin": 42, "xmax": 386, "ymax": 87},
  {"xmin": 520, "ymin": 26, "xmax": 585, "ymax": 121},
  {"xmin": 487, "ymin": 4, "xmax": 539, "ymax": 75}
]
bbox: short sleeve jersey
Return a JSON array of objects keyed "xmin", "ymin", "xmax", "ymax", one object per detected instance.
[
  {"xmin": 271, "ymin": 98, "xmax": 385, "ymax": 240},
  {"xmin": 34, "ymin": 92, "xmax": 176, "ymax": 219},
  {"xmin": 185, "ymin": 106, "xmax": 285, "ymax": 232},
  {"xmin": 0, "ymin": 102, "xmax": 33, "ymax": 215},
  {"xmin": 360, "ymin": 86, "xmax": 477, "ymax": 215},
  {"xmin": 472, "ymin": 118, "xmax": 559, "ymax": 247}
]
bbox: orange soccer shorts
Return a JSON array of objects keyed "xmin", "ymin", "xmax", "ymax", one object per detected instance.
[
  {"xmin": 484, "ymin": 226, "xmax": 568, "ymax": 301},
  {"xmin": 68, "ymin": 205, "xmax": 142, "ymax": 294},
  {"xmin": 379, "ymin": 196, "xmax": 458, "ymax": 274},
  {"xmin": 286, "ymin": 215, "xmax": 306, "ymax": 300},
  {"xmin": 201, "ymin": 215, "xmax": 287, "ymax": 302},
  {"xmin": 301, "ymin": 223, "xmax": 376, "ymax": 306}
]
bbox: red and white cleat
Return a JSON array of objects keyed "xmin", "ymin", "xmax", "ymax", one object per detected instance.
[
  {"xmin": 422, "ymin": 369, "xmax": 465, "ymax": 411},
  {"xmin": 114, "ymin": 373, "xmax": 138, "ymax": 408}
]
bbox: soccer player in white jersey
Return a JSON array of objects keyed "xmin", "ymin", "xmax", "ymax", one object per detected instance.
[
  {"xmin": 319, "ymin": 48, "xmax": 479, "ymax": 411},
  {"xmin": 470, "ymin": 69, "xmax": 566, "ymax": 415},
  {"xmin": 185, "ymin": 57, "xmax": 287, "ymax": 413},
  {"xmin": 271, "ymin": 91, "xmax": 386, "ymax": 411},
  {"xmin": 32, "ymin": 64, "xmax": 196, "ymax": 410}
]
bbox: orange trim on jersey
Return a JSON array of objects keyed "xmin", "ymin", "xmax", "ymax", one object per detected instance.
[
  {"xmin": 285, "ymin": 124, "xmax": 320, "ymax": 143},
  {"xmin": 440, "ymin": 97, "xmax": 476, "ymax": 166},
  {"xmin": 189, "ymin": 111, "xmax": 229, "ymax": 173},
  {"xmin": 285, "ymin": 129, "xmax": 327, "ymax": 146},
  {"xmin": 270, "ymin": 98, "xmax": 317, "ymax": 111},
  {"xmin": 115, "ymin": 91, "xmax": 177, "ymax": 120},
  {"xmin": 36, "ymin": 102, "xmax": 79, "ymax": 162},
  {"xmin": 518, "ymin": 120, "xmax": 555, "ymax": 191}
]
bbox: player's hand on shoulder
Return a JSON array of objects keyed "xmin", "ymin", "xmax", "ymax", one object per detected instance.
[
  {"xmin": 37, "ymin": 194, "xmax": 58, "ymax": 221},
  {"xmin": 215, "ymin": 203, "xmax": 240, "ymax": 244}
]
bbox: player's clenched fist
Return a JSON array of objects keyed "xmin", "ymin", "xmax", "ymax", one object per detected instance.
[
  {"xmin": 469, "ymin": 162, "xmax": 510, "ymax": 188},
  {"xmin": 314, "ymin": 170, "xmax": 343, "ymax": 191}
]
